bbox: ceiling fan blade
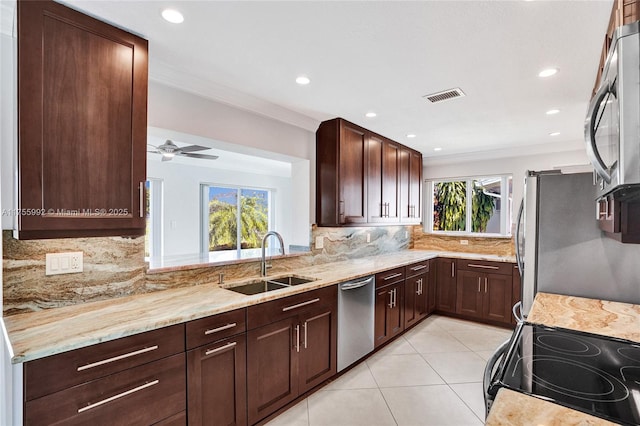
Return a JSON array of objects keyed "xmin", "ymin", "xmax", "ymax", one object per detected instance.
[
  {"xmin": 183, "ymin": 153, "xmax": 219, "ymax": 160},
  {"xmin": 179, "ymin": 144, "xmax": 209, "ymax": 153}
]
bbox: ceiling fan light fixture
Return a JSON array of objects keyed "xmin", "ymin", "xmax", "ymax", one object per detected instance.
[{"xmin": 162, "ymin": 152, "xmax": 176, "ymax": 158}]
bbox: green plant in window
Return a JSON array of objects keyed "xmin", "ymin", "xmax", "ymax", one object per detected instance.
[
  {"xmin": 240, "ymin": 195, "xmax": 268, "ymax": 249},
  {"xmin": 472, "ymin": 185, "xmax": 496, "ymax": 233},
  {"xmin": 209, "ymin": 199, "xmax": 237, "ymax": 251},
  {"xmin": 434, "ymin": 182, "xmax": 466, "ymax": 231}
]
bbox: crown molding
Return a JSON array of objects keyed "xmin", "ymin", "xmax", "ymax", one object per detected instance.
[
  {"xmin": 149, "ymin": 59, "xmax": 321, "ymax": 133},
  {"xmin": 423, "ymin": 140, "xmax": 587, "ymax": 167}
]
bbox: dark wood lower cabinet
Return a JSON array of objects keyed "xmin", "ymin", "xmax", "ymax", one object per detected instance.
[
  {"xmin": 456, "ymin": 270, "xmax": 513, "ymax": 325},
  {"xmin": 246, "ymin": 287, "xmax": 337, "ymax": 425},
  {"xmin": 435, "ymin": 258, "xmax": 457, "ymax": 313},
  {"xmin": 374, "ymin": 281, "xmax": 404, "ymax": 347},
  {"xmin": 247, "ymin": 317, "xmax": 298, "ymax": 425},
  {"xmin": 404, "ymin": 272, "xmax": 428, "ymax": 329},
  {"xmin": 25, "ymin": 353, "xmax": 186, "ymax": 426},
  {"xmin": 187, "ymin": 335, "xmax": 247, "ymax": 426}
]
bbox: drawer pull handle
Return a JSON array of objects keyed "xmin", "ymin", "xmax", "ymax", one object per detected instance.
[
  {"xmin": 383, "ymin": 273, "xmax": 403, "ymax": 281},
  {"xmin": 410, "ymin": 265, "xmax": 428, "ymax": 272},
  {"xmin": 78, "ymin": 380, "xmax": 159, "ymax": 413},
  {"xmin": 205, "ymin": 341, "xmax": 237, "ymax": 356},
  {"xmin": 282, "ymin": 298, "xmax": 320, "ymax": 312},
  {"xmin": 467, "ymin": 264, "xmax": 500, "ymax": 270},
  {"xmin": 77, "ymin": 345, "xmax": 159, "ymax": 371},
  {"xmin": 204, "ymin": 322, "xmax": 237, "ymax": 335}
]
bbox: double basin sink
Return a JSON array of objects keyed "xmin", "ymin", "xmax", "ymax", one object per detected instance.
[{"xmin": 224, "ymin": 275, "xmax": 317, "ymax": 295}]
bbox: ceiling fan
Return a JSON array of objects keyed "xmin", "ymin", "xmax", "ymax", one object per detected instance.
[{"xmin": 148, "ymin": 140, "xmax": 219, "ymax": 162}]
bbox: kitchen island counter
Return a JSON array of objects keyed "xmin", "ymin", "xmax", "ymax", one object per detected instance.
[
  {"xmin": 2, "ymin": 250, "xmax": 515, "ymax": 364},
  {"xmin": 486, "ymin": 292, "xmax": 640, "ymax": 426}
]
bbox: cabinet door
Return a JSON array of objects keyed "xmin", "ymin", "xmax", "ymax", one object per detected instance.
[
  {"xmin": 298, "ymin": 306, "xmax": 337, "ymax": 394},
  {"xmin": 339, "ymin": 124, "xmax": 368, "ymax": 224},
  {"xmin": 375, "ymin": 286, "xmax": 392, "ymax": 347},
  {"xmin": 427, "ymin": 264, "xmax": 437, "ymax": 314},
  {"xmin": 382, "ymin": 140, "xmax": 400, "ymax": 221},
  {"xmin": 387, "ymin": 282, "xmax": 404, "ymax": 340},
  {"xmin": 367, "ymin": 134, "xmax": 384, "ymax": 222},
  {"xmin": 456, "ymin": 270, "xmax": 483, "ymax": 319},
  {"xmin": 187, "ymin": 335, "xmax": 247, "ymax": 426},
  {"xmin": 404, "ymin": 273, "xmax": 427, "ymax": 329},
  {"xmin": 435, "ymin": 258, "xmax": 457, "ymax": 312},
  {"xmin": 399, "ymin": 148, "xmax": 411, "ymax": 221},
  {"xmin": 247, "ymin": 317, "xmax": 298, "ymax": 425},
  {"xmin": 483, "ymin": 273, "xmax": 513, "ymax": 324},
  {"xmin": 404, "ymin": 276, "xmax": 418, "ymax": 329},
  {"xmin": 17, "ymin": 0, "xmax": 147, "ymax": 239},
  {"xmin": 408, "ymin": 150, "xmax": 422, "ymax": 222}
]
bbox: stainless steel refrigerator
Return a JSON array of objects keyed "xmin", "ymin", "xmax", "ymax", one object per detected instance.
[{"xmin": 515, "ymin": 170, "xmax": 640, "ymax": 318}]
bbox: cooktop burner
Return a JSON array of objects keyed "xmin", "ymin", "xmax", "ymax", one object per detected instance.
[{"xmin": 491, "ymin": 323, "xmax": 640, "ymax": 425}]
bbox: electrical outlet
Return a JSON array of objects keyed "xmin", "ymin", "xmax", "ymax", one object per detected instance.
[
  {"xmin": 315, "ymin": 236, "xmax": 324, "ymax": 249},
  {"xmin": 46, "ymin": 252, "xmax": 83, "ymax": 275},
  {"xmin": 460, "ymin": 240, "xmax": 469, "ymax": 245},
  {"xmin": 366, "ymin": 233, "xmax": 371, "ymax": 243}
]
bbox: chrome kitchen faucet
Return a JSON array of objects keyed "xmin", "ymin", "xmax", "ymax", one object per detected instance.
[{"xmin": 261, "ymin": 231, "xmax": 285, "ymax": 276}]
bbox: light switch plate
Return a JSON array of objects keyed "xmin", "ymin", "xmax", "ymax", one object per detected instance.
[
  {"xmin": 460, "ymin": 240, "xmax": 469, "ymax": 245},
  {"xmin": 315, "ymin": 236, "xmax": 324, "ymax": 249},
  {"xmin": 46, "ymin": 252, "xmax": 83, "ymax": 275}
]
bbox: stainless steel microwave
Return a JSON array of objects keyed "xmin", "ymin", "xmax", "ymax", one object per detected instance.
[{"xmin": 585, "ymin": 22, "xmax": 640, "ymax": 201}]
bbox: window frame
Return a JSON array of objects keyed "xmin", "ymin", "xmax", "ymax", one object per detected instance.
[
  {"xmin": 200, "ymin": 183, "xmax": 274, "ymax": 259},
  {"xmin": 424, "ymin": 174, "xmax": 512, "ymax": 237},
  {"xmin": 145, "ymin": 178, "xmax": 163, "ymax": 259}
]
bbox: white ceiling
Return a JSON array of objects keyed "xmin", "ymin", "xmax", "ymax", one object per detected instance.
[{"xmin": 61, "ymin": 0, "xmax": 613, "ymax": 162}]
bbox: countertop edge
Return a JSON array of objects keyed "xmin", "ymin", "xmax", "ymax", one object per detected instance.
[{"xmin": 3, "ymin": 250, "xmax": 516, "ymax": 363}]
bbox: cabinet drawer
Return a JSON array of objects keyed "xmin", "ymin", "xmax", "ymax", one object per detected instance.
[
  {"xmin": 456, "ymin": 259, "xmax": 513, "ymax": 276},
  {"xmin": 375, "ymin": 267, "xmax": 405, "ymax": 288},
  {"xmin": 26, "ymin": 353, "xmax": 186, "ymax": 426},
  {"xmin": 186, "ymin": 308, "xmax": 246, "ymax": 350},
  {"xmin": 247, "ymin": 285, "xmax": 337, "ymax": 330},
  {"xmin": 405, "ymin": 260, "xmax": 430, "ymax": 278},
  {"xmin": 25, "ymin": 324, "xmax": 185, "ymax": 401}
]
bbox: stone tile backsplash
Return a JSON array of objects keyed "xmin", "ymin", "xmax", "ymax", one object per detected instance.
[{"xmin": 3, "ymin": 225, "xmax": 412, "ymax": 315}]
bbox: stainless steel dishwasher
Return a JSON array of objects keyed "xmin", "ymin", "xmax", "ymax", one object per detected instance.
[{"xmin": 337, "ymin": 275, "xmax": 375, "ymax": 372}]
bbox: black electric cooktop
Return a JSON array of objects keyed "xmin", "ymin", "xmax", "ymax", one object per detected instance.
[{"xmin": 490, "ymin": 323, "xmax": 640, "ymax": 425}]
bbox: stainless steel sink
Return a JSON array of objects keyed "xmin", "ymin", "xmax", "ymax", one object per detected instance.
[
  {"xmin": 265, "ymin": 275, "xmax": 315, "ymax": 286},
  {"xmin": 224, "ymin": 275, "xmax": 317, "ymax": 295}
]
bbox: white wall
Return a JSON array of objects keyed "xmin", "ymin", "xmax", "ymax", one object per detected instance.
[
  {"xmin": 1, "ymin": 12, "xmax": 15, "ymax": 422},
  {"xmin": 148, "ymin": 82, "xmax": 318, "ymax": 225},
  {"xmin": 148, "ymin": 159, "xmax": 298, "ymax": 257},
  {"xmin": 423, "ymin": 149, "xmax": 591, "ymax": 229}
]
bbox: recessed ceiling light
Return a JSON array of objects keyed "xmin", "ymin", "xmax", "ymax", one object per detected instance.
[
  {"xmin": 406, "ymin": 134, "xmax": 416, "ymax": 138},
  {"xmin": 549, "ymin": 132, "xmax": 561, "ymax": 136},
  {"xmin": 434, "ymin": 147, "xmax": 442, "ymax": 152},
  {"xmin": 538, "ymin": 68, "xmax": 559, "ymax": 78},
  {"xmin": 295, "ymin": 75, "xmax": 310, "ymax": 85},
  {"xmin": 162, "ymin": 9, "xmax": 184, "ymax": 24},
  {"xmin": 546, "ymin": 109, "xmax": 560, "ymax": 115},
  {"xmin": 365, "ymin": 112, "xmax": 377, "ymax": 118}
]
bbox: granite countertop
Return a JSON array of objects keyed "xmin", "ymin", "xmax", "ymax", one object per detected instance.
[
  {"xmin": 485, "ymin": 292, "xmax": 640, "ymax": 426},
  {"xmin": 1, "ymin": 249, "xmax": 515, "ymax": 364}
]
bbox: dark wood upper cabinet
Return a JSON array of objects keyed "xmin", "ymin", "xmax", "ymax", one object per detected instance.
[
  {"xmin": 316, "ymin": 118, "xmax": 422, "ymax": 226},
  {"xmin": 316, "ymin": 119, "xmax": 368, "ymax": 226},
  {"xmin": 17, "ymin": 0, "xmax": 148, "ymax": 239}
]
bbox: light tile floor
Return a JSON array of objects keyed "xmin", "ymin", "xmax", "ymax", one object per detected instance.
[{"xmin": 266, "ymin": 315, "xmax": 513, "ymax": 426}]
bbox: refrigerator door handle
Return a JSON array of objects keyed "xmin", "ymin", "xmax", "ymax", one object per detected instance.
[{"xmin": 514, "ymin": 199, "xmax": 524, "ymax": 279}]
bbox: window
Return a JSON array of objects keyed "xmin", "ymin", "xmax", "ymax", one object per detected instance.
[
  {"xmin": 145, "ymin": 179, "xmax": 163, "ymax": 259},
  {"xmin": 201, "ymin": 184, "xmax": 272, "ymax": 261},
  {"xmin": 427, "ymin": 175, "xmax": 512, "ymax": 236}
]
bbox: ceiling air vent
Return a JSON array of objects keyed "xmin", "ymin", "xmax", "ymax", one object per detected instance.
[{"xmin": 423, "ymin": 87, "xmax": 466, "ymax": 103}]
